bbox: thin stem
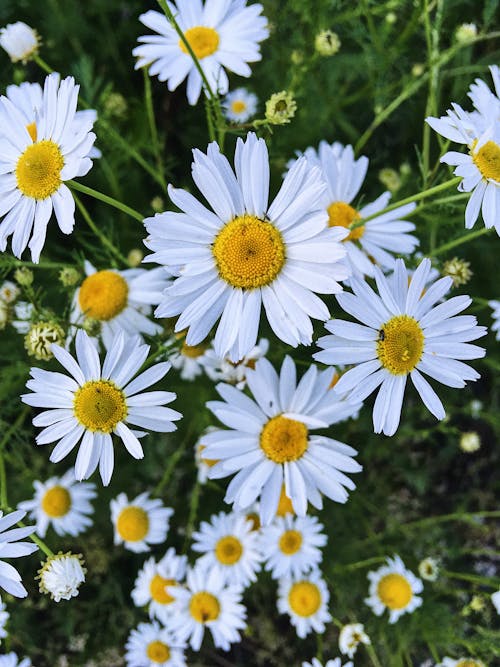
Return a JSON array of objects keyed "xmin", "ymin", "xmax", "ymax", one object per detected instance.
[
  {"xmin": 154, "ymin": 429, "xmax": 192, "ymax": 496},
  {"xmin": 18, "ymin": 521, "xmax": 54, "ymax": 558},
  {"xmin": 182, "ymin": 481, "xmax": 201, "ymax": 553},
  {"xmin": 143, "ymin": 69, "xmax": 167, "ymax": 191},
  {"xmin": 34, "ymin": 55, "xmax": 53, "ymax": 74},
  {"xmin": 431, "ymin": 226, "xmax": 493, "ymax": 255},
  {"xmin": 443, "ymin": 569, "xmax": 500, "ymax": 589},
  {"xmin": 73, "ymin": 194, "xmax": 128, "ymax": 266},
  {"xmin": 68, "ymin": 181, "xmax": 144, "ymax": 223}
]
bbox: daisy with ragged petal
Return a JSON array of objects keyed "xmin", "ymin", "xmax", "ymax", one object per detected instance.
[
  {"xmin": 133, "ymin": 1, "xmax": 268, "ymax": 105},
  {"xmin": 132, "ymin": 548, "xmax": 187, "ymax": 622},
  {"xmin": 338, "ymin": 623, "xmax": 371, "ymax": 659},
  {"xmin": 365, "ymin": 555, "xmax": 423, "ymax": 624},
  {"xmin": 0, "ymin": 72, "xmax": 96, "ymax": 262},
  {"xmin": 314, "ymin": 258, "xmax": 486, "ymax": 436},
  {"xmin": 125, "ymin": 621, "xmax": 187, "ymax": 667},
  {"xmin": 203, "ymin": 355, "xmax": 362, "ymax": 525},
  {"xmin": 277, "ymin": 569, "xmax": 331, "ymax": 638},
  {"xmin": 0, "ymin": 509, "xmax": 38, "ymax": 598},
  {"xmin": 22, "ymin": 329, "xmax": 182, "ymax": 485},
  {"xmin": 144, "ymin": 131, "xmax": 349, "ymax": 362},
  {"xmin": 111, "ymin": 492, "xmax": 173, "ymax": 553}
]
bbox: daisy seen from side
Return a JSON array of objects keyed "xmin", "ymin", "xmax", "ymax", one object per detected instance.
[
  {"xmin": 277, "ymin": 569, "xmax": 331, "ymax": 638},
  {"xmin": 0, "ymin": 21, "xmax": 39, "ymax": 63},
  {"xmin": 0, "ymin": 509, "xmax": 38, "ymax": 598},
  {"xmin": 223, "ymin": 88, "xmax": 258, "ymax": 123},
  {"xmin": 37, "ymin": 552, "xmax": 85, "ymax": 602},
  {"xmin": 365, "ymin": 555, "xmax": 423, "ymax": 623},
  {"xmin": 111, "ymin": 492, "xmax": 173, "ymax": 553},
  {"xmin": 125, "ymin": 621, "xmax": 187, "ymax": 667}
]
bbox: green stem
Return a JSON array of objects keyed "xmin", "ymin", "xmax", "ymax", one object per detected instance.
[
  {"xmin": 143, "ymin": 69, "xmax": 167, "ymax": 191},
  {"xmin": 431, "ymin": 227, "xmax": 494, "ymax": 256},
  {"xmin": 443, "ymin": 570, "xmax": 500, "ymax": 589},
  {"xmin": 341, "ymin": 556, "xmax": 387, "ymax": 571},
  {"xmin": 154, "ymin": 429, "xmax": 192, "ymax": 496},
  {"xmin": 73, "ymin": 194, "xmax": 128, "ymax": 266},
  {"xmin": 18, "ymin": 521, "xmax": 54, "ymax": 558},
  {"xmin": 183, "ymin": 481, "xmax": 201, "ymax": 553},
  {"xmin": 68, "ymin": 181, "xmax": 144, "ymax": 223},
  {"xmin": 34, "ymin": 55, "xmax": 53, "ymax": 74}
]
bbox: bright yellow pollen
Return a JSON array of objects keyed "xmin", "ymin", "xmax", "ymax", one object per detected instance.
[
  {"xmin": 377, "ymin": 573, "xmax": 413, "ymax": 610},
  {"xmin": 231, "ymin": 100, "xmax": 247, "ymax": 114},
  {"xmin": 181, "ymin": 341, "xmax": 207, "ymax": 358},
  {"xmin": 377, "ymin": 315, "xmax": 424, "ymax": 375},
  {"xmin": 327, "ymin": 201, "xmax": 365, "ymax": 241},
  {"xmin": 276, "ymin": 485, "xmax": 295, "ymax": 516},
  {"xmin": 41, "ymin": 485, "xmax": 71, "ymax": 518},
  {"xmin": 279, "ymin": 529, "xmax": 303, "ymax": 555},
  {"xmin": 16, "ymin": 140, "xmax": 64, "ymax": 200},
  {"xmin": 212, "ymin": 215, "xmax": 286, "ymax": 289},
  {"xmin": 472, "ymin": 140, "xmax": 500, "ymax": 181},
  {"xmin": 215, "ymin": 535, "xmax": 243, "ymax": 565},
  {"xmin": 146, "ymin": 640, "xmax": 170, "ymax": 663},
  {"xmin": 179, "ymin": 26, "xmax": 219, "ymax": 59},
  {"xmin": 116, "ymin": 506, "xmax": 149, "ymax": 542},
  {"xmin": 73, "ymin": 380, "xmax": 127, "ymax": 433},
  {"xmin": 260, "ymin": 415, "xmax": 308, "ymax": 463},
  {"xmin": 189, "ymin": 591, "xmax": 221, "ymax": 623},
  {"xmin": 26, "ymin": 122, "xmax": 37, "ymax": 142},
  {"xmin": 78, "ymin": 271, "xmax": 129, "ymax": 321},
  {"xmin": 288, "ymin": 581, "xmax": 321, "ymax": 616},
  {"xmin": 149, "ymin": 574, "xmax": 176, "ymax": 605}
]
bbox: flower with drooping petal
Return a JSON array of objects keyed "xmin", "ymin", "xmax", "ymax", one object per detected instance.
[
  {"xmin": 338, "ymin": 623, "xmax": 371, "ymax": 659},
  {"xmin": 0, "ymin": 510, "xmax": 38, "ymax": 598},
  {"xmin": 37, "ymin": 552, "xmax": 85, "ymax": 602},
  {"xmin": 365, "ymin": 555, "xmax": 423, "ymax": 624},
  {"xmin": 111, "ymin": 493, "xmax": 173, "ymax": 554},
  {"xmin": 125, "ymin": 621, "xmax": 187, "ymax": 667}
]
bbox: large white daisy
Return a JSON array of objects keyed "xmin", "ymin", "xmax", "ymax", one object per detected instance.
[
  {"xmin": 365, "ymin": 555, "xmax": 423, "ymax": 624},
  {"xmin": 22, "ymin": 330, "xmax": 182, "ymax": 485},
  {"xmin": 0, "ymin": 72, "xmax": 96, "ymax": 262},
  {"xmin": 202, "ymin": 355, "xmax": 362, "ymax": 525},
  {"xmin": 125, "ymin": 621, "xmax": 187, "ymax": 667},
  {"xmin": 0, "ymin": 510, "xmax": 38, "ymax": 598},
  {"xmin": 144, "ymin": 132, "xmax": 349, "ymax": 362},
  {"xmin": 277, "ymin": 570, "xmax": 331, "ymax": 638},
  {"xmin": 133, "ymin": 1, "xmax": 268, "ymax": 105},
  {"xmin": 314, "ymin": 258, "xmax": 486, "ymax": 436}
]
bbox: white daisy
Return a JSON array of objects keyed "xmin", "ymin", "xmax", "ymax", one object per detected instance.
[
  {"xmin": 167, "ymin": 564, "xmax": 247, "ymax": 651},
  {"xmin": 277, "ymin": 570, "xmax": 331, "ymax": 638},
  {"xmin": 17, "ymin": 468, "xmax": 96, "ymax": 538},
  {"xmin": 338, "ymin": 622, "xmax": 371, "ymax": 659},
  {"xmin": 489, "ymin": 300, "xmax": 500, "ymax": 340},
  {"xmin": 303, "ymin": 659, "xmax": 353, "ymax": 667},
  {"xmin": 133, "ymin": 2, "xmax": 268, "ymax": 105},
  {"xmin": 169, "ymin": 337, "xmax": 212, "ymax": 381},
  {"xmin": 125, "ymin": 621, "xmax": 186, "ymax": 667},
  {"xmin": 111, "ymin": 492, "xmax": 173, "ymax": 553},
  {"xmin": 0, "ymin": 653, "xmax": 31, "ymax": 667},
  {"xmin": 191, "ymin": 511, "xmax": 261, "ymax": 588},
  {"xmin": 223, "ymin": 88, "xmax": 258, "ymax": 123},
  {"xmin": 0, "ymin": 21, "xmax": 39, "ymax": 63},
  {"xmin": 292, "ymin": 141, "xmax": 418, "ymax": 278},
  {"xmin": 258, "ymin": 513, "xmax": 326, "ymax": 580},
  {"xmin": 0, "ymin": 509, "xmax": 38, "ymax": 598},
  {"xmin": 437, "ymin": 659, "xmax": 486, "ymax": 667},
  {"xmin": 0, "ymin": 281, "xmax": 19, "ymax": 304},
  {"xmin": 70, "ymin": 260, "xmax": 170, "ymax": 349},
  {"xmin": 467, "ymin": 65, "xmax": 500, "ymax": 131},
  {"xmin": 131, "ymin": 548, "xmax": 187, "ymax": 623},
  {"xmin": 0, "ymin": 596, "xmax": 9, "ymax": 641},
  {"xmin": 314, "ymin": 258, "xmax": 486, "ymax": 436},
  {"xmin": 144, "ymin": 132, "xmax": 349, "ymax": 362},
  {"xmin": 203, "ymin": 337, "xmax": 269, "ymax": 389},
  {"xmin": 37, "ymin": 551, "xmax": 85, "ymax": 602},
  {"xmin": 202, "ymin": 355, "xmax": 362, "ymax": 525},
  {"xmin": 0, "ymin": 72, "xmax": 96, "ymax": 262},
  {"xmin": 365, "ymin": 555, "xmax": 423, "ymax": 623},
  {"xmin": 22, "ymin": 329, "xmax": 182, "ymax": 485}
]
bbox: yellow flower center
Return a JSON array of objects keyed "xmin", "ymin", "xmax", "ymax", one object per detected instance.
[
  {"xmin": 215, "ymin": 535, "xmax": 243, "ymax": 565},
  {"xmin": 377, "ymin": 573, "xmax": 413, "ymax": 610},
  {"xmin": 181, "ymin": 341, "xmax": 207, "ymax": 358},
  {"xmin": 327, "ymin": 201, "xmax": 365, "ymax": 241},
  {"xmin": 456, "ymin": 661, "xmax": 484, "ymax": 667},
  {"xmin": 73, "ymin": 380, "xmax": 127, "ymax": 433},
  {"xmin": 116, "ymin": 506, "xmax": 149, "ymax": 542},
  {"xmin": 288, "ymin": 581, "xmax": 322, "ymax": 617},
  {"xmin": 212, "ymin": 215, "xmax": 286, "ymax": 289},
  {"xmin": 179, "ymin": 26, "xmax": 219, "ymax": 59},
  {"xmin": 276, "ymin": 485, "xmax": 295, "ymax": 516},
  {"xmin": 231, "ymin": 100, "xmax": 247, "ymax": 114},
  {"xmin": 41, "ymin": 485, "xmax": 71, "ymax": 518},
  {"xmin": 260, "ymin": 415, "xmax": 308, "ymax": 463},
  {"xmin": 26, "ymin": 122, "xmax": 37, "ymax": 142},
  {"xmin": 279, "ymin": 529, "xmax": 303, "ymax": 555},
  {"xmin": 189, "ymin": 591, "xmax": 221, "ymax": 623},
  {"xmin": 377, "ymin": 315, "xmax": 424, "ymax": 375},
  {"xmin": 15, "ymin": 140, "xmax": 64, "ymax": 200},
  {"xmin": 146, "ymin": 640, "xmax": 170, "ymax": 663},
  {"xmin": 78, "ymin": 271, "xmax": 129, "ymax": 321},
  {"xmin": 472, "ymin": 140, "xmax": 500, "ymax": 181},
  {"xmin": 149, "ymin": 574, "xmax": 176, "ymax": 605}
]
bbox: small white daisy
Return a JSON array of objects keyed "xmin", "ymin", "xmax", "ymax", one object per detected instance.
[
  {"xmin": 125, "ymin": 621, "xmax": 186, "ymax": 667},
  {"xmin": 202, "ymin": 355, "xmax": 362, "ymax": 525},
  {"xmin": 111, "ymin": 492, "xmax": 173, "ymax": 553},
  {"xmin": 338, "ymin": 622, "xmax": 371, "ymax": 659},
  {"xmin": 203, "ymin": 338, "xmax": 269, "ymax": 389},
  {"xmin": 0, "ymin": 509, "xmax": 38, "ymax": 598},
  {"xmin": 0, "ymin": 281, "xmax": 19, "ymax": 304},
  {"xmin": 437, "ymin": 659, "xmax": 486, "ymax": 667},
  {"xmin": 314, "ymin": 258, "xmax": 486, "ymax": 436},
  {"xmin": 258, "ymin": 513, "xmax": 326, "ymax": 580},
  {"xmin": 22, "ymin": 329, "xmax": 182, "ymax": 485},
  {"xmin": 277, "ymin": 570, "xmax": 331, "ymax": 638},
  {"xmin": 169, "ymin": 337, "xmax": 212, "ymax": 381},
  {"xmin": 492, "ymin": 589, "xmax": 500, "ymax": 614},
  {"xmin": 365, "ymin": 555, "xmax": 423, "ymax": 623},
  {"xmin": 0, "ymin": 596, "xmax": 9, "ymax": 641},
  {"xmin": 0, "ymin": 653, "xmax": 31, "ymax": 667},
  {"xmin": 17, "ymin": 468, "xmax": 96, "ymax": 538},
  {"xmin": 489, "ymin": 300, "xmax": 500, "ymax": 340},
  {"xmin": 133, "ymin": 2, "xmax": 268, "ymax": 105},
  {"xmin": 70, "ymin": 260, "xmax": 170, "ymax": 349},
  {"xmin": 223, "ymin": 88, "xmax": 258, "ymax": 123},
  {"xmin": 37, "ymin": 551, "xmax": 85, "ymax": 602},
  {"xmin": 132, "ymin": 548, "xmax": 187, "ymax": 623},
  {"xmin": 418, "ymin": 557, "xmax": 440, "ymax": 582},
  {"xmin": 0, "ymin": 72, "xmax": 96, "ymax": 262},
  {"xmin": 303, "ymin": 659, "xmax": 353, "ymax": 667},
  {"xmin": 144, "ymin": 132, "xmax": 349, "ymax": 362},
  {"xmin": 0, "ymin": 21, "xmax": 39, "ymax": 63},
  {"xmin": 191, "ymin": 511, "xmax": 261, "ymax": 588},
  {"xmin": 291, "ymin": 141, "xmax": 418, "ymax": 278},
  {"xmin": 167, "ymin": 564, "xmax": 247, "ymax": 651}
]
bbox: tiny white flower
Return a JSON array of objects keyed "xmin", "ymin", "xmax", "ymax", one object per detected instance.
[
  {"xmin": 125, "ymin": 621, "xmax": 186, "ymax": 667},
  {"xmin": 365, "ymin": 555, "xmax": 423, "ymax": 624},
  {"xmin": 38, "ymin": 552, "xmax": 85, "ymax": 602},
  {"xmin": 223, "ymin": 88, "xmax": 258, "ymax": 123},
  {"xmin": 418, "ymin": 557, "xmax": 440, "ymax": 581},
  {"xmin": 338, "ymin": 622, "xmax": 371, "ymax": 658},
  {"xmin": 277, "ymin": 570, "xmax": 331, "ymax": 638},
  {"xmin": 111, "ymin": 492, "xmax": 173, "ymax": 554},
  {"xmin": 0, "ymin": 281, "xmax": 19, "ymax": 304},
  {"xmin": 0, "ymin": 22, "xmax": 39, "ymax": 63}
]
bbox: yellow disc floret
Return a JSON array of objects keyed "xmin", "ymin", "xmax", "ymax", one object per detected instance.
[
  {"xmin": 41, "ymin": 485, "xmax": 71, "ymax": 518},
  {"xmin": 215, "ymin": 535, "xmax": 243, "ymax": 565},
  {"xmin": 279, "ymin": 529, "xmax": 303, "ymax": 555},
  {"xmin": 260, "ymin": 415, "xmax": 308, "ymax": 463},
  {"xmin": 146, "ymin": 640, "xmax": 170, "ymax": 663},
  {"xmin": 231, "ymin": 100, "xmax": 247, "ymax": 114},
  {"xmin": 327, "ymin": 201, "xmax": 365, "ymax": 241},
  {"xmin": 189, "ymin": 591, "xmax": 221, "ymax": 623},
  {"xmin": 78, "ymin": 271, "xmax": 129, "ymax": 321},
  {"xmin": 377, "ymin": 573, "xmax": 413, "ymax": 609},
  {"xmin": 16, "ymin": 140, "xmax": 64, "ymax": 200},
  {"xmin": 179, "ymin": 26, "xmax": 219, "ymax": 59},
  {"xmin": 472, "ymin": 140, "xmax": 500, "ymax": 181},
  {"xmin": 73, "ymin": 380, "xmax": 127, "ymax": 433},
  {"xmin": 212, "ymin": 215, "xmax": 286, "ymax": 289},
  {"xmin": 116, "ymin": 506, "xmax": 149, "ymax": 542},
  {"xmin": 149, "ymin": 574, "xmax": 176, "ymax": 605},
  {"xmin": 377, "ymin": 315, "xmax": 424, "ymax": 375},
  {"xmin": 288, "ymin": 581, "xmax": 322, "ymax": 616}
]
